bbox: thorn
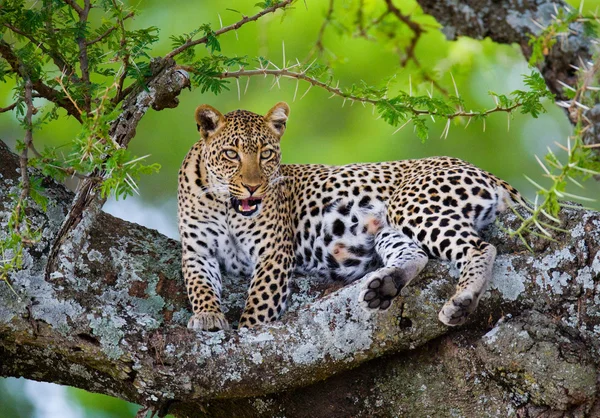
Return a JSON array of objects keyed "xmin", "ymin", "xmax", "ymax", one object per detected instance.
[
  {"xmin": 450, "ymin": 72, "xmax": 460, "ymax": 98},
  {"xmin": 293, "ymin": 78, "xmax": 299, "ymax": 102},
  {"xmin": 441, "ymin": 118, "xmax": 451, "ymax": 139},
  {"xmin": 573, "ymin": 100, "xmax": 590, "ymax": 110},
  {"xmin": 393, "ymin": 118, "xmax": 412, "ymax": 135},
  {"xmin": 556, "ymin": 80, "xmax": 576, "ymax": 92},
  {"xmin": 507, "ymin": 113, "xmax": 511, "ymax": 132},
  {"xmin": 282, "ymin": 40, "xmax": 286, "ymax": 68},
  {"xmin": 524, "ymin": 174, "xmax": 546, "ymax": 191},
  {"xmin": 218, "ymin": 13, "xmax": 223, "ymax": 29},
  {"xmin": 465, "ymin": 117, "xmax": 472, "ymax": 129},
  {"xmin": 535, "ymin": 154, "xmax": 552, "ymax": 176},
  {"xmin": 236, "ymin": 78, "xmax": 241, "ymax": 101},
  {"xmin": 301, "ymin": 58, "xmax": 317, "ymax": 75},
  {"xmin": 244, "ymin": 76, "xmax": 250, "ymax": 95},
  {"xmin": 300, "ymin": 84, "xmax": 312, "ymax": 100},
  {"xmin": 482, "ymin": 118, "xmax": 486, "ymax": 132},
  {"xmin": 530, "ymin": 18, "xmax": 546, "ymax": 31}
]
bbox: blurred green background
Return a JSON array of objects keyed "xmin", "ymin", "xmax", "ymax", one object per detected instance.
[{"xmin": 1, "ymin": 0, "xmax": 599, "ymax": 416}]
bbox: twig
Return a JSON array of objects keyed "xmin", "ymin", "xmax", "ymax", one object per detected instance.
[
  {"xmin": 64, "ymin": 0, "xmax": 83, "ymax": 14},
  {"xmin": 55, "ymin": 76, "xmax": 84, "ymax": 116},
  {"xmin": 14, "ymin": 77, "xmax": 35, "ymax": 235},
  {"xmin": 306, "ymin": 0, "xmax": 334, "ymax": 59},
  {"xmin": 86, "ymin": 11, "xmax": 134, "ymax": 46},
  {"xmin": 0, "ymin": 41, "xmax": 83, "ymax": 123},
  {"xmin": 74, "ymin": 0, "xmax": 92, "ymax": 113},
  {"xmin": 165, "ymin": 0, "xmax": 294, "ymax": 59},
  {"xmin": 111, "ymin": 0, "xmax": 130, "ymax": 104},
  {"xmin": 2, "ymin": 22, "xmax": 79, "ymax": 82},
  {"xmin": 0, "ymin": 102, "xmax": 18, "ymax": 113}
]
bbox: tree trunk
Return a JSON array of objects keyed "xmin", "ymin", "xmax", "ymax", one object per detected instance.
[{"xmin": 1, "ymin": 136, "xmax": 599, "ymax": 417}]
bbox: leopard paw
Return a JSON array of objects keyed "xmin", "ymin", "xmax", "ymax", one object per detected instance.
[
  {"xmin": 359, "ymin": 267, "xmax": 407, "ymax": 312},
  {"xmin": 187, "ymin": 312, "xmax": 230, "ymax": 331},
  {"xmin": 438, "ymin": 292, "xmax": 478, "ymax": 326}
]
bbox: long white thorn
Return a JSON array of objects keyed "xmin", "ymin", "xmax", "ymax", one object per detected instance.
[
  {"xmin": 557, "ymin": 79, "xmax": 577, "ymax": 92},
  {"xmin": 465, "ymin": 117, "xmax": 472, "ymax": 129},
  {"xmin": 441, "ymin": 118, "xmax": 451, "ymax": 139},
  {"xmin": 300, "ymin": 84, "xmax": 312, "ymax": 100},
  {"xmin": 236, "ymin": 78, "xmax": 241, "ymax": 101},
  {"xmin": 393, "ymin": 118, "xmax": 412, "ymax": 135},
  {"xmin": 282, "ymin": 40, "xmax": 286, "ymax": 69},
  {"xmin": 293, "ymin": 78, "xmax": 299, "ymax": 102},
  {"xmin": 535, "ymin": 154, "xmax": 552, "ymax": 176},
  {"xmin": 524, "ymin": 175, "xmax": 547, "ymax": 191},
  {"xmin": 244, "ymin": 75, "xmax": 251, "ymax": 95}
]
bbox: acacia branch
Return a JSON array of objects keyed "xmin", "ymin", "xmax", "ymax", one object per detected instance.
[
  {"xmin": 2, "ymin": 22, "xmax": 78, "ymax": 81},
  {"xmin": 86, "ymin": 11, "xmax": 135, "ymax": 46},
  {"xmin": 214, "ymin": 66, "xmax": 521, "ymax": 118},
  {"xmin": 0, "ymin": 101, "xmax": 18, "ymax": 113},
  {"xmin": 0, "ymin": 40, "xmax": 83, "ymax": 123},
  {"xmin": 165, "ymin": 0, "xmax": 295, "ymax": 59}
]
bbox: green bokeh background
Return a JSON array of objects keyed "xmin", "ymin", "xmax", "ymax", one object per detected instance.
[{"xmin": 1, "ymin": 0, "xmax": 599, "ymax": 416}]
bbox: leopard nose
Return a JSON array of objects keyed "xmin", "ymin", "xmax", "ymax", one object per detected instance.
[{"xmin": 242, "ymin": 183, "xmax": 260, "ymax": 194}]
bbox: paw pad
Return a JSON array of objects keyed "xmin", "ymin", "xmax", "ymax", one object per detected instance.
[{"xmin": 359, "ymin": 268, "xmax": 406, "ymax": 312}]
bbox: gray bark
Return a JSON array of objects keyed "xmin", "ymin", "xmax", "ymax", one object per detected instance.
[{"xmin": 1, "ymin": 136, "xmax": 600, "ymax": 417}]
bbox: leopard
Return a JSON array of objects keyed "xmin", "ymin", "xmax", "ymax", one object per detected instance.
[{"xmin": 177, "ymin": 101, "xmax": 526, "ymax": 331}]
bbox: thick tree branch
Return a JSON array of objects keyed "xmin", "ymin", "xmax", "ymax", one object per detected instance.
[{"xmin": 1, "ymin": 140, "xmax": 599, "ymax": 416}]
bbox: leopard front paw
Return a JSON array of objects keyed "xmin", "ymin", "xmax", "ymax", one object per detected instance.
[
  {"xmin": 359, "ymin": 267, "xmax": 407, "ymax": 312},
  {"xmin": 438, "ymin": 292, "xmax": 478, "ymax": 326},
  {"xmin": 187, "ymin": 312, "xmax": 230, "ymax": 331}
]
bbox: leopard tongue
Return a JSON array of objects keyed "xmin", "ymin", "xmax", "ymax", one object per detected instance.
[{"xmin": 240, "ymin": 198, "xmax": 254, "ymax": 211}]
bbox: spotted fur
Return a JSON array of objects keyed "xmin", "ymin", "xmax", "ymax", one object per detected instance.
[{"xmin": 178, "ymin": 102, "xmax": 525, "ymax": 331}]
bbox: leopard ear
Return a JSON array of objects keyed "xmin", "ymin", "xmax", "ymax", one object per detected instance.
[
  {"xmin": 195, "ymin": 105, "xmax": 225, "ymax": 140},
  {"xmin": 264, "ymin": 102, "xmax": 289, "ymax": 138}
]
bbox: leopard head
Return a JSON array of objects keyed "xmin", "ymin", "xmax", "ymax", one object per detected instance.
[{"xmin": 195, "ymin": 102, "xmax": 289, "ymax": 217}]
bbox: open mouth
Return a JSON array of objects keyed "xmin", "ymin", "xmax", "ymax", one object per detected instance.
[{"xmin": 231, "ymin": 197, "xmax": 262, "ymax": 216}]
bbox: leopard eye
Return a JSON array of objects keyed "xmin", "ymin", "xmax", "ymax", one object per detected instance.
[
  {"xmin": 260, "ymin": 149, "xmax": 274, "ymax": 160},
  {"xmin": 223, "ymin": 149, "xmax": 239, "ymax": 160}
]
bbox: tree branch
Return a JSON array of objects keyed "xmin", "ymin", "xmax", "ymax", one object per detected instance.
[
  {"xmin": 44, "ymin": 59, "xmax": 190, "ymax": 283},
  {"xmin": 1, "ymin": 140, "xmax": 599, "ymax": 416},
  {"xmin": 0, "ymin": 40, "xmax": 83, "ymax": 123},
  {"xmin": 414, "ymin": 0, "xmax": 594, "ymax": 104},
  {"xmin": 165, "ymin": 0, "xmax": 295, "ymax": 59}
]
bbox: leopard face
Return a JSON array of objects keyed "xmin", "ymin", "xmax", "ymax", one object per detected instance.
[{"xmin": 195, "ymin": 102, "xmax": 289, "ymax": 217}]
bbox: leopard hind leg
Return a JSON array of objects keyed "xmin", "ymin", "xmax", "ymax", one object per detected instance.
[
  {"xmin": 359, "ymin": 227, "xmax": 428, "ymax": 311},
  {"xmin": 437, "ymin": 231, "xmax": 497, "ymax": 326}
]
